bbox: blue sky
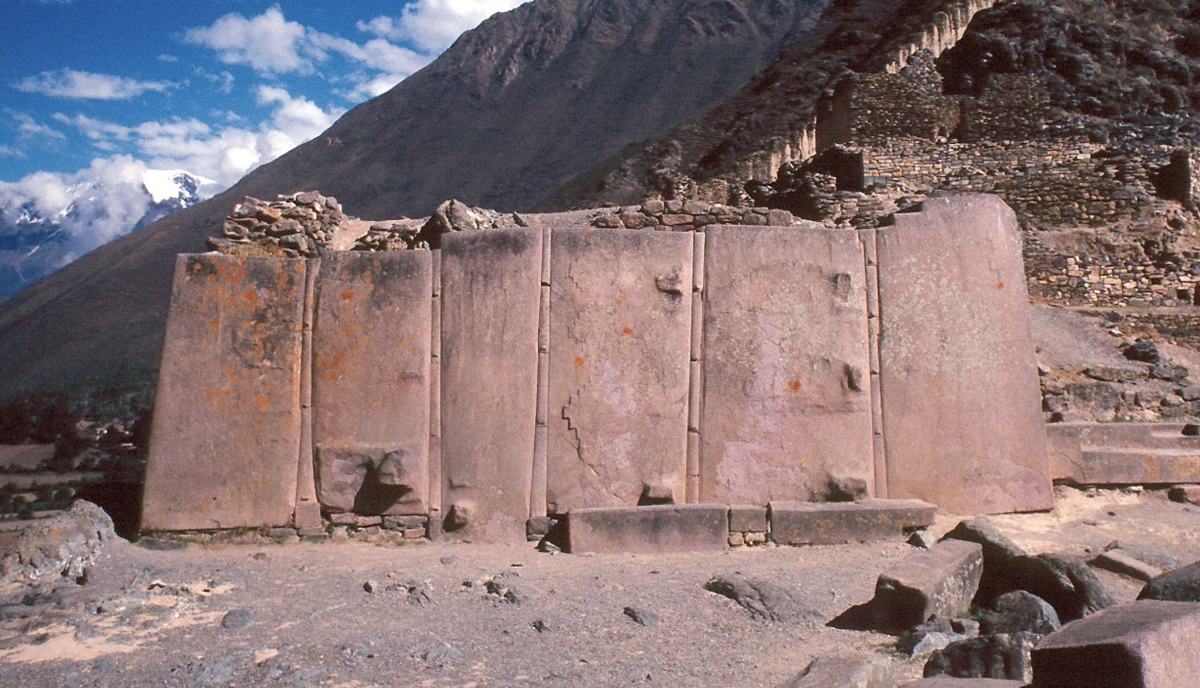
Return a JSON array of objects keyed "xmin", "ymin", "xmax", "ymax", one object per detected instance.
[
  {"xmin": 0, "ymin": 0, "xmax": 524, "ymax": 288},
  {"xmin": 1, "ymin": 1, "xmax": 527, "ymax": 184}
]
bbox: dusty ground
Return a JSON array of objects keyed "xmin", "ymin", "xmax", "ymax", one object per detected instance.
[{"xmin": 1, "ymin": 487, "xmax": 1198, "ymax": 688}]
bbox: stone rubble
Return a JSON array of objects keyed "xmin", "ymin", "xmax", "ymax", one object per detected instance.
[{"xmin": 210, "ymin": 191, "xmax": 348, "ymax": 258}]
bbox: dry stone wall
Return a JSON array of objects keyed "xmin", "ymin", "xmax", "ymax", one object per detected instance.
[{"xmin": 143, "ymin": 195, "xmax": 1051, "ymax": 541}]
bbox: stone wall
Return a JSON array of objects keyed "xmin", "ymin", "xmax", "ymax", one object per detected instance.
[{"xmin": 143, "ymin": 195, "xmax": 1050, "ymax": 541}]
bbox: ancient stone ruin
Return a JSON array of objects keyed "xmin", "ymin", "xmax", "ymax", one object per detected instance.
[{"xmin": 141, "ymin": 193, "xmax": 1055, "ymax": 544}]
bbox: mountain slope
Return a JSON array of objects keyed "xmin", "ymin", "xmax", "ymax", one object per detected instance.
[{"xmin": 0, "ymin": 0, "xmax": 833, "ymax": 397}]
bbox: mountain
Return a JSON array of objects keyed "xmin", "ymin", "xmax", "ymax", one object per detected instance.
[
  {"xmin": 0, "ymin": 0, "xmax": 838, "ymax": 397},
  {"xmin": 0, "ymin": 170, "xmax": 214, "ymax": 300}
]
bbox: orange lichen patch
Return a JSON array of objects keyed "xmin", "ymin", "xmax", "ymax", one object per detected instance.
[
  {"xmin": 623, "ymin": 326, "xmax": 633, "ymax": 335},
  {"xmin": 340, "ymin": 290, "xmax": 355, "ymax": 302},
  {"xmin": 575, "ymin": 356, "xmax": 586, "ymax": 368},
  {"xmin": 256, "ymin": 394, "xmax": 271, "ymax": 408},
  {"xmin": 788, "ymin": 379, "xmax": 802, "ymax": 392},
  {"xmin": 996, "ymin": 281, "xmax": 1005, "ymax": 289}
]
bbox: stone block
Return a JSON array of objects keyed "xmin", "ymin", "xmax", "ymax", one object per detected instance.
[
  {"xmin": 546, "ymin": 229, "xmax": 692, "ymax": 511},
  {"xmin": 563, "ymin": 504, "xmax": 728, "ymax": 554},
  {"xmin": 701, "ymin": 226, "xmax": 874, "ymax": 504},
  {"xmin": 768, "ymin": 499, "xmax": 935, "ymax": 546},
  {"xmin": 877, "ymin": 195, "xmax": 1052, "ymax": 514},
  {"xmin": 312, "ymin": 251, "xmax": 431, "ymax": 515},
  {"xmin": 925, "ymin": 633, "xmax": 1038, "ymax": 683},
  {"xmin": 143, "ymin": 255, "xmax": 307, "ymax": 531},
  {"xmin": 1031, "ymin": 600, "xmax": 1200, "ymax": 688},
  {"xmin": 440, "ymin": 229, "xmax": 542, "ymax": 543},
  {"xmin": 777, "ymin": 653, "xmax": 894, "ymax": 688},
  {"xmin": 873, "ymin": 540, "xmax": 984, "ymax": 631},
  {"xmin": 729, "ymin": 504, "xmax": 768, "ymax": 532}
]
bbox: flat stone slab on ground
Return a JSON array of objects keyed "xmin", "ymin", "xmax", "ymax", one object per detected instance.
[
  {"xmin": 1091, "ymin": 551, "xmax": 1161, "ymax": 582},
  {"xmin": 777, "ymin": 653, "xmax": 894, "ymax": 688},
  {"xmin": 769, "ymin": 499, "xmax": 936, "ymax": 546},
  {"xmin": 873, "ymin": 539, "xmax": 984, "ymax": 631},
  {"xmin": 1031, "ymin": 600, "xmax": 1200, "ymax": 688},
  {"xmin": 564, "ymin": 504, "xmax": 728, "ymax": 554}
]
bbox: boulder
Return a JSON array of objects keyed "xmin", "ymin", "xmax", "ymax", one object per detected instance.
[
  {"xmin": 0, "ymin": 501, "xmax": 116, "ymax": 584},
  {"xmin": 979, "ymin": 590, "xmax": 1061, "ymax": 635},
  {"xmin": 1137, "ymin": 559, "xmax": 1200, "ymax": 602}
]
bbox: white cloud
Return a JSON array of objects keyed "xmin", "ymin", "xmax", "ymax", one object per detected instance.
[
  {"xmin": 0, "ymin": 145, "xmax": 22, "ymax": 158},
  {"xmin": 181, "ymin": 5, "xmax": 466, "ymax": 98},
  {"xmin": 11, "ymin": 112, "xmax": 66, "ymax": 141},
  {"xmin": 52, "ymin": 87, "xmax": 342, "ymax": 187},
  {"xmin": 183, "ymin": 6, "xmax": 313, "ymax": 74},
  {"xmin": 0, "ymin": 156, "xmax": 158, "ymax": 281},
  {"xmin": 358, "ymin": 0, "xmax": 527, "ymax": 54},
  {"xmin": 13, "ymin": 68, "xmax": 177, "ymax": 100}
]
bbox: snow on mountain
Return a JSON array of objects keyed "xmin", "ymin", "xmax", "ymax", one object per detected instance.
[
  {"xmin": 0, "ymin": 167, "xmax": 219, "ymax": 299},
  {"xmin": 142, "ymin": 169, "xmax": 218, "ymax": 206}
]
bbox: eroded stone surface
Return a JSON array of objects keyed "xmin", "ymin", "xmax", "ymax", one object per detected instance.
[
  {"xmin": 546, "ymin": 229, "xmax": 692, "ymax": 512},
  {"xmin": 877, "ymin": 195, "xmax": 1052, "ymax": 514},
  {"xmin": 440, "ymin": 230, "xmax": 542, "ymax": 543},
  {"xmin": 143, "ymin": 255, "xmax": 307, "ymax": 530},
  {"xmin": 312, "ymin": 251, "xmax": 431, "ymax": 515},
  {"xmin": 701, "ymin": 225, "xmax": 873, "ymax": 504}
]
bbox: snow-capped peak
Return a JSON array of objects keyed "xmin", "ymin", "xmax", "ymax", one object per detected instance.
[{"xmin": 142, "ymin": 169, "xmax": 218, "ymax": 205}]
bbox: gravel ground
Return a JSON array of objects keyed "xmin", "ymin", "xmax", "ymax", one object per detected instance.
[{"xmin": 3, "ymin": 486, "xmax": 1200, "ymax": 688}]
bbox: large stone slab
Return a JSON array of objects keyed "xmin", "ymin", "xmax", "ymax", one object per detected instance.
[
  {"xmin": 1031, "ymin": 600, "xmax": 1200, "ymax": 688},
  {"xmin": 312, "ymin": 251, "xmax": 432, "ymax": 515},
  {"xmin": 877, "ymin": 195, "xmax": 1052, "ymax": 514},
  {"xmin": 701, "ymin": 225, "xmax": 874, "ymax": 504},
  {"xmin": 563, "ymin": 504, "xmax": 728, "ymax": 554},
  {"xmin": 769, "ymin": 499, "xmax": 936, "ymax": 546},
  {"xmin": 873, "ymin": 540, "xmax": 985, "ymax": 631},
  {"xmin": 143, "ymin": 255, "xmax": 307, "ymax": 531},
  {"xmin": 440, "ymin": 229, "xmax": 542, "ymax": 542},
  {"xmin": 546, "ymin": 229, "xmax": 693, "ymax": 511}
]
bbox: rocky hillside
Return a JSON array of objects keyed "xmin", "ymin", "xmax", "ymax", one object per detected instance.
[{"xmin": 550, "ymin": 0, "xmax": 1200, "ymax": 207}]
